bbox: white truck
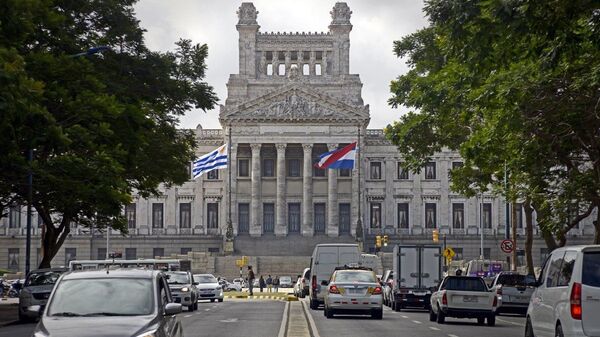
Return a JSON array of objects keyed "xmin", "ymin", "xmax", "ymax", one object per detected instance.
[
  {"xmin": 430, "ymin": 276, "xmax": 498, "ymax": 326},
  {"xmin": 390, "ymin": 245, "xmax": 442, "ymax": 311}
]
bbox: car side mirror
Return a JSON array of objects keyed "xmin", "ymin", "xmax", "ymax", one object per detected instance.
[
  {"xmin": 164, "ymin": 303, "xmax": 182, "ymax": 316},
  {"xmin": 320, "ymin": 280, "xmax": 329, "ymax": 286}
]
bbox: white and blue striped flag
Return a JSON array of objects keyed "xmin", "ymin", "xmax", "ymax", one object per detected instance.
[{"xmin": 192, "ymin": 144, "xmax": 228, "ymax": 179}]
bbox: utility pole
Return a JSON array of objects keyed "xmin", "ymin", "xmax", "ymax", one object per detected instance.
[
  {"xmin": 25, "ymin": 149, "xmax": 33, "ymax": 275},
  {"xmin": 479, "ymin": 194, "xmax": 484, "ymax": 260}
]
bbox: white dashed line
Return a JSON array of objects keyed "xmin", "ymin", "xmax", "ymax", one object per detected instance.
[
  {"xmin": 412, "ymin": 320, "xmax": 422, "ymax": 324},
  {"xmin": 496, "ymin": 318, "xmax": 525, "ymax": 327},
  {"xmin": 205, "ymin": 308, "xmax": 210, "ymax": 311},
  {"xmin": 429, "ymin": 326, "xmax": 440, "ymax": 331},
  {"xmin": 184, "ymin": 314, "xmax": 193, "ymax": 318},
  {"xmin": 401, "ymin": 315, "xmax": 408, "ymax": 318},
  {"xmin": 448, "ymin": 334, "xmax": 459, "ymax": 337}
]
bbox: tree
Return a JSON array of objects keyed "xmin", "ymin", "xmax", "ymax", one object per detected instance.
[
  {"xmin": 385, "ymin": 0, "xmax": 600, "ymax": 254},
  {"xmin": 0, "ymin": 0, "xmax": 218, "ymax": 268}
]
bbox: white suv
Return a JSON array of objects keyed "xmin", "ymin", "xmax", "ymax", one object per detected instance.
[{"xmin": 525, "ymin": 245, "xmax": 600, "ymax": 337}]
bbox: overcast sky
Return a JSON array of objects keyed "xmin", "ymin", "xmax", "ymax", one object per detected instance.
[{"xmin": 134, "ymin": 0, "xmax": 428, "ymax": 130}]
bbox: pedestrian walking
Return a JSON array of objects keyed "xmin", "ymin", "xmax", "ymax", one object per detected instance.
[
  {"xmin": 266, "ymin": 275, "xmax": 273, "ymax": 293},
  {"xmin": 259, "ymin": 275, "xmax": 266, "ymax": 293},
  {"xmin": 273, "ymin": 276, "xmax": 280, "ymax": 293},
  {"xmin": 247, "ymin": 266, "xmax": 255, "ymax": 296}
]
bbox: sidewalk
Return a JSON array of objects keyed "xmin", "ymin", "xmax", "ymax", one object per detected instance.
[{"xmin": 0, "ymin": 298, "xmax": 19, "ymax": 327}]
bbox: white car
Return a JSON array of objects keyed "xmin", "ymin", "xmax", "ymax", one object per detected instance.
[
  {"xmin": 194, "ymin": 274, "xmax": 224, "ymax": 302},
  {"xmin": 233, "ymin": 278, "xmax": 247, "ymax": 289},
  {"xmin": 323, "ymin": 267, "xmax": 383, "ymax": 319},
  {"xmin": 525, "ymin": 245, "xmax": 600, "ymax": 337}
]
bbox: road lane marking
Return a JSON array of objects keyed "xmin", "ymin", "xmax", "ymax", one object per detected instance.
[
  {"xmin": 429, "ymin": 327, "xmax": 440, "ymax": 331},
  {"xmin": 204, "ymin": 308, "xmax": 210, "ymax": 311},
  {"xmin": 301, "ymin": 300, "xmax": 322, "ymax": 337},
  {"xmin": 448, "ymin": 334, "xmax": 459, "ymax": 337},
  {"xmin": 401, "ymin": 315, "xmax": 408, "ymax": 318},
  {"xmin": 219, "ymin": 318, "xmax": 238, "ymax": 323},
  {"xmin": 277, "ymin": 301, "xmax": 290, "ymax": 337},
  {"xmin": 412, "ymin": 320, "xmax": 422, "ymax": 324},
  {"xmin": 184, "ymin": 314, "xmax": 193, "ymax": 318},
  {"xmin": 496, "ymin": 318, "xmax": 525, "ymax": 326}
]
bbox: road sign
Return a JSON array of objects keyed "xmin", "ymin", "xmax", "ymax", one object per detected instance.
[
  {"xmin": 235, "ymin": 259, "xmax": 244, "ymax": 268},
  {"xmin": 500, "ymin": 239, "xmax": 515, "ymax": 254},
  {"xmin": 443, "ymin": 247, "xmax": 455, "ymax": 259}
]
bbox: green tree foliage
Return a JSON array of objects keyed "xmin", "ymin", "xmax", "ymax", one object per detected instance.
[
  {"xmin": 385, "ymin": 0, "xmax": 600, "ymax": 248},
  {"xmin": 0, "ymin": 0, "xmax": 218, "ymax": 267}
]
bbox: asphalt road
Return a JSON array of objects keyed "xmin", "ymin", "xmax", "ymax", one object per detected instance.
[{"xmin": 0, "ymin": 298, "xmax": 525, "ymax": 337}]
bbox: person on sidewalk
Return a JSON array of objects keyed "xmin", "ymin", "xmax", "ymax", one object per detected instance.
[
  {"xmin": 273, "ymin": 276, "xmax": 280, "ymax": 293},
  {"xmin": 247, "ymin": 266, "xmax": 255, "ymax": 296},
  {"xmin": 259, "ymin": 275, "xmax": 266, "ymax": 293},
  {"xmin": 266, "ymin": 275, "xmax": 273, "ymax": 293}
]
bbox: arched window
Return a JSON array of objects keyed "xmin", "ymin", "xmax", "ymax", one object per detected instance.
[
  {"xmin": 267, "ymin": 64, "xmax": 273, "ymax": 76},
  {"xmin": 315, "ymin": 64, "xmax": 322, "ymax": 76},
  {"xmin": 278, "ymin": 64, "xmax": 286, "ymax": 76},
  {"xmin": 302, "ymin": 64, "xmax": 309, "ymax": 75}
]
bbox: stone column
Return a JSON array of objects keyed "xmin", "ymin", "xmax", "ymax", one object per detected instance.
[
  {"xmin": 327, "ymin": 143, "xmax": 339, "ymax": 237},
  {"xmin": 302, "ymin": 144, "xmax": 314, "ymax": 236},
  {"xmin": 275, "ymin": 143, "xmax": 287, "ymax": 236},
  {"xmin": 384, "ymin": 158, "xmax": 394, "ymax": 231},
  {"xmin": 250, "ymin": 143, "xmax": 262, "ymax": 236},
  {"xmin": 229, "ymin": 143, "xmax": 238, "ymax": 235}
]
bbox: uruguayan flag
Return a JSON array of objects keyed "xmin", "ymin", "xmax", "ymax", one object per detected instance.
[{"xmin": 192, "ymin": 144, "xmax": 228, "ymax": 179}]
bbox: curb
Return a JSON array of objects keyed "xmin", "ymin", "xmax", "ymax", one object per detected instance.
[{"xmin": 224, "ymin": 295, "xmax": 298, "ymax": 301}]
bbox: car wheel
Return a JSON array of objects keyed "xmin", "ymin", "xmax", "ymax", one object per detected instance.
[
  {"xmin": 487, "ymin": 315, "xmax": 496, "ymax": 327},
  {"xmin": 325, "ymin": 307, "xmax": 334, "ymax": 319},
  {"xmin": 429, "ymin": 308, "xmax": 437, "ymax": 322},
  {"xmin": 525, "ymin": 317, "xmax": 535, "ymax": 337},
  {"xmin": 436, "ymin": 306, "xmax": 445, "ymax": 324},
  {"xmin": 218, "ymin": 298, "xmax": 223, "ymax": 302},
  {"xmin": 210, "ymin": 299, "xmax": 215, "ymax": 303},
  {"xmin": 396, "ymin": 303, "xmax": 402, "ymax": 312},
  {"xmin": 477, "ymin": 317, "xmax": 485, "ymax": 325},
  {"xmin": 310, "ymin": 299, "xmax": 318, "ymax": 310},
  {"xmin": 555, "ymin": 324, "xmax": 564, "ymax": 337},
  {"xmin": 187, "ymin": 304, "xmax": 194, "ymax": 311},
  {"xmin": 371, "ymin": 309, "xmax": 383, "ymax": 320}
]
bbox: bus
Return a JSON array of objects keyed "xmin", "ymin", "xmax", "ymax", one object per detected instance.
[{"xmin": 68, "ymin": 259, "xmax": 188, "ymax": 271}]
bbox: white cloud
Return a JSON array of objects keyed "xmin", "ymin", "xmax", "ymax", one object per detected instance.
[{"xmin": 134, "ymin": 0, "xmax": 427, "ymax": 130}]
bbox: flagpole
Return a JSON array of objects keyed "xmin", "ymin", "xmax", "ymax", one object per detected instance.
[
  {"xmin": 225, "ymin": 124, "xmax": 234, "ymax": 243},
  {"xmin": 356, "ymin": 124, "xmax": 364, "ymax": 249}
]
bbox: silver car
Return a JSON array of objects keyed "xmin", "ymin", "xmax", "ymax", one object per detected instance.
[
  {"xmin": 194, "ymin": 274, "xmax": 224, "ymax": 302},
  {"xmin": 323, "ymin": 267, "xmax": 383, "ymax": 319},
  {"xmin": 165, "ymin": 271, "xmax": 198, "ymax": 311},
  {"xmin": 491, "ymin": 272, "xmax": 536, "ymax": 315},
  {"xmin": 19, "ymin": 268, "xmax": 67, "ymax": 322}
]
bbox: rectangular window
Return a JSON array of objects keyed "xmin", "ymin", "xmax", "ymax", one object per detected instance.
[
  {"xmin": 515, "ymin": 203, "xmax": 523, "ymax": 228},
  {"xmin": 238, "ymin": 159, "xmax": 249, "ymax": 177},
  {"xmin": 582, "ymin": 252, "xmax": 600, "ymax": 287},
  {"xmin": 263, "ymin": 203, "xmax": 275, "ymax": 233},
  {"xmin": 153, "ymin": 248, "xmax": 164, "ymax": 258},
  {"xmin": 287, "ymin": 159, "xmax": 301, "ymax": 177},
  {"xmin": 370, "ymin": 162, "xmax": 382, "ymax": 180},
  {"xmin": 9, "ymin": 204, "xmax": 20, "ymax": 228},
  {"xmin": 65, "ymin": 248, "xmax": 76, "ymax": 266},
  {"xmin": 288, "ymin": 203, "xmax": 301, "ymax": 233},
  {"xmin": 238, "ymin": 203, "xmax": 249, "ymax": 233},
  {"xmin": 397, "ymin": 163, "xmax": 409, "ymax": 179},
  {"xmin": 126, "ymin": 203, "xmax": 136, "ymax": 229},
  {"xmin": 206, "ymin": 169, "xmax": 219, "ymax": 180},
  {"xmin": 125, "ymin": 248, "xmax": 137, "ymax": 260},
  {"xmin": 425, "ymin": 203, "xmax": 437, "ymax": 228},
  {"xmin": 97, "ymin": 248, "xmax": 107, "ymax": 260},
  {"xmin": 8, "ymin": 248, "xmax": 19, "ymax": 271},
  {"xmin": 370, "ymin": 203, "xmax": 382, "ymax": 228},
  {"xmin": 179, "ymin": 203, "xmax": 191, "ymax": 228},
  {"xmin": 482, "ymin": 203, "xmax": 492, "ymax": 229},
  {"xmin": 397, "ymin": 203, "xmax": 409, "ymax": 229},
  {"xmin": 452, "ymin": 203, "xmax": 465, "ymax": 229},
  {"xmin": 207, "ymin": 203, "xmax": 219, "ymax": 229},
  {"xmin": 483, "ymin": 248, "xmax": 491, "ymax": 260},
  {"xmin": 339, "ymin": 169, "xmax": 351, "ymax": 177},
  {"xmin": 181, "ymin": 248, "xmax": 192, "ymax": 255},
  {"xmin": 452, "ymin": 161, "xmax": 464, "ymax": 170},
  {"xmin": 339, "ymin": 203, "xmax": 351, "ymax": 234},
  {"xmin": 424, "ymin": 162, "xmax": 436, "ymax": 180},
  {"xmin": 152, "ymin": 203, "xmax": 164, "ymax": 228},
  {"xmin": 314, "ymin": 203, "xmax": 326, "ymax": 233},
  {"xmin": 263, "ymin": 159, "xmax": 275, "ymax": 177}
]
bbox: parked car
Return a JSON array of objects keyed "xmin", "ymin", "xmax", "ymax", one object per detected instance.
[
  {"xmin": 219, "ymin": 280, "xmax": 241, "ymax": 292},
  {"xmin": 491, "ymin": 271, "xmax": 536, "ymax": 315},
  {"xmin": 18, "ymin": 268, "xmax": 67, "ymax": 322},
  {"xmin": 323, "ymin": 266, "xmax": 383, "ymax": 319},
  {"xmin": 194, "ymin": 274, "xmax": 224, "ymax": 302},
  {"xmin": 279, "ymin": 276, "xmax": 293, "ymax": 288},
  {"xmin": 165, "ymin": 271, "xmax": 198, "ymax": 311},
  {"xmin": 300, "ymin": 268, "xmax": 311, "ymax": 297},
  {"xmin": 232, "ymin": 277, "xmax": 247, "ymax": 289},
  {"xmin": 430, "ymin": 276, "xmax": 498, "ymax": 326},
  {"xmin": 294, "ymin": 276, "xmax": 303, "ymax": 297},
  {"xmin": 381, "ymin": 269, "xmax": 394, "ymax": 307},
  {"xmin": 32, "ymin": 269, "xmax": 183, "ymax": 337},
  {"xmin": 525, "ymin": 245, "xmax": 600, "ymax": 337}
]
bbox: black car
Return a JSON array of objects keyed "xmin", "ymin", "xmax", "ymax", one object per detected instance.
[{"xmin": 32, "ymin": 269, "xmax": 183, "ymax": 337}]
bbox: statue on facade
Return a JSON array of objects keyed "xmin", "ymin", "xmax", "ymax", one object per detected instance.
[
  {"xmin": 330, "ymin": 2, "xmax": 352, "ymax": 25},
  {"xmin": 288, "ymin": 64, "xmax": 300, "ymax": 81},
  {"xmin": 237, "ymin": 3, "xmax": 258, "ymax": 25}
]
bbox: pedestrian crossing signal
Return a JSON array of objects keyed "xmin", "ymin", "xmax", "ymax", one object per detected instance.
[
  {"xmin": 375, "ymin": 235, "xmax": 382, "ymax": 248},
  {"xmin": 432, "ymin": 229, "xmax": 439, "ymax": 243},
  {"xmin": 383, "ymin": 235, "xmax": 389, "ymax": 247}
]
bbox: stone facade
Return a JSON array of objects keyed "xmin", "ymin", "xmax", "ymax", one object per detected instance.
[{"xmin": 0, "ymin": 2, "xmax": 597, "ymax": 272}]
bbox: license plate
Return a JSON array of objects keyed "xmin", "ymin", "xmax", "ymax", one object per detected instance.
[
  {"xmin": 463, "ymin": 296, "xmax": 478, "ymax": 303},
  {"xmin": 413, "ymin": 292, "xmax": 426, "ymax": 296}
]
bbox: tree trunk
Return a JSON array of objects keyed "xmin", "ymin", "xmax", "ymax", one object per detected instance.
[
  {"xmin": 532, "ymin": 202, "xmax": 558, "ymax": 250},
  {"xmin": 524, "ymin": 199, "xmax": 535, "ymax": 276},
  {"xmin": 594, "ymin": 207, "xmax": 600, "ymax": 244},
  {"xmin": 511, "ymin": 202, "xmax": 518, "ymax": 271},
  {"xmin": 37, "ymin": 212, "xmax": 72, "ymax": 269}
]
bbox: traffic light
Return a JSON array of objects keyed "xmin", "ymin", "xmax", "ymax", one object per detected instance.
[
  {"xmin": 383, "ymin": 235, "xmax": 389, "ymax": 247},
  {"xmin": 375, "ymin": 235, "xmax": 382, "ymax": 248},
  {"xmin": 432, "ymin": 229, "xmax": 439, "ymax": 243}
]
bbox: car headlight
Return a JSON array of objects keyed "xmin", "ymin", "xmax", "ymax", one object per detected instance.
[
  {"xmin": 34, "ymin": 332, "xmax": 49, "ymax": 337},
  {"xmin": 180, "ymin": 287, "xmax": 189, "ymax": 292},
  {"xmin": 134, "ymin": 329, "xmax": 157, "ymax": 337},
  {"xmin": 215, "ymin": 287, "xmax": 221, "ymax": 291}
]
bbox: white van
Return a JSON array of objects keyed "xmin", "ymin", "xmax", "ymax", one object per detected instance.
[
  {"xmin": 308, "ymin": 244, "xmax": 361, "ymax": 309},
  {"xmin": 525, "ymin": 245, "xmax": 600, "ymax": 337}
]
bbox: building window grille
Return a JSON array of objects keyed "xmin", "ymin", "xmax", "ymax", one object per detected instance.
[
  {"xmin": 425, "ymin": 203, "xmax": 437, "ymax": 228},
  {"xmin": 126, "ymin": 203, "xmax": 136, "ymax": 228},
  {"xmin": 9, "ymin": 204, "xmax": 20, "ymax": 228},
  {"xmin": 263, "ymin": 203, "xmax": 275, "ymax": 233},
  {"xmin": 370, "ymin": 203, "xmax": 381, "ymax": 228},
  {"xmin": 179, "ymin": 203, "xmax": 191, "ymax": 229},
  {"xmin": 206, "ymin": 169, "xmax": 219, "ymax": 180},
  {"xmin": 314, "ymin": 203, "xmax": 326, "ymax": 233},
  {"xmin": 370, "ymin": 162, "xmax": 382, "ymax": 180},
  {"xmin": 339, "ymin": 203, "xmax": 351, "ymax": 234},
  {"xmin": 397, "ymin": 163, "xmax": 409, "ymax": 180},
  {"xmin": 238, "ymin": 159, "xmax": 249, "ymax": 177},
  {"xmin": 207, "ymin": 203, "xmax": 219, "ymax": 229},
  {"xmin": 238, "ymin": 203, "xmax": 249, "ymax": 233},
  {"xmin": 153, "ymin": 248, "xmax": 164, "ymax": 258},
  {"xmin": 8, "ymin": 248, "xmax": 19, "ymax": 271},
  {"xmin": 287, "ymin": 159, "xmax": 301, "ymax": 177},
  {"xmin": 482, "ymin": 203, "xmax": 492, "ymax": 229},
  {"xmin": 152, "ymin": 203, "xmax": 164, "ymax": 228},
  {"xmin": 263, "ymin": 159, "xmax": 275, "ymax": 177},
  {"xmin": 97, "ymin": 248, "xmax": 107, "ymax": 260},
  {"xmin": 288, "ymin": 203, "xmax": 301, "ymax": 233},
  {"xmin": 424, "ymin": 162, "xmax": 436, "ymax": 180},
  {"xmin": 397, "ymin": 203, "xmax": 409, "ymax": 229},
  {"xmin": 125, "ymin": 248, "xmax": 137, "ymax": 260},
  {"xmin": 452, "ymin": 203, "xmax": 464, "ymax": 229}
]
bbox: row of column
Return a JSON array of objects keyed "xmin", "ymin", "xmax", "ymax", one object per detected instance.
[
  {"xmin": 241, "ymin": 143, "xmax": 345, "ymax": 236},
  {"xmin": 259, "ymin": 50, "xmax": 328, "ymax": 76}
]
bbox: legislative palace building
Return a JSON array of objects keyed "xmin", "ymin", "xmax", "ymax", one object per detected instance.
[{"xmin": 1, "ymin": 3, "xmax": 596, "ymax": 272}]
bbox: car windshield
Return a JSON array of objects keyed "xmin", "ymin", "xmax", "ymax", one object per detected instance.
[
  {"xmin": 166, "ymin": 272, "xmax": 190, "ymax": 284},
  {"xmin": 496, "ymin": 274, "xmax": 536, "ymax": 287},
  {"xmin": 47, "ymin": 278, "xmax": 153, "ymax": 316},
  {"xmin": 334, "ymin": 271, "xmax": 376, "ymax": 283},
  {"xmin": 443, "ymin": 277, "xmax": 487, "ymax": 291},
  {"xmin": 280, "ymin": 276, "xmax": 291, "ymax": 282},
  {"xmin": 25, "ymin": 271, "xmax": 63, "ymax": 286},
  {"xmin": 196, "ymin": 275, "xmax": 217, "ymax": 283},
  {"xmin": 583, "ymin": 252, "xmax": 600, "ymax": 287}
]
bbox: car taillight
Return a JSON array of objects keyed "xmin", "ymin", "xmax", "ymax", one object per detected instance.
[
  {"xmin": 329, "ymin": 285, "xmax": 340, "ymax": 294},
  {"xmin": 442, "ymin": 292, "xmax": 448, "ymax": 305},
  {"xmin": 570, "ymin": 282, "xmax": 582, "ymax": 320},
  {"xmin": 493, "ymin": 295, "xmax": 498, "ymax": 307},
  {"xmin": 372, "ymin": 286, "xmax": 382, "ymax": 295},
  {"xmin": 312, "ymin": 275, "xmax": 317, "ymax": 290}
]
